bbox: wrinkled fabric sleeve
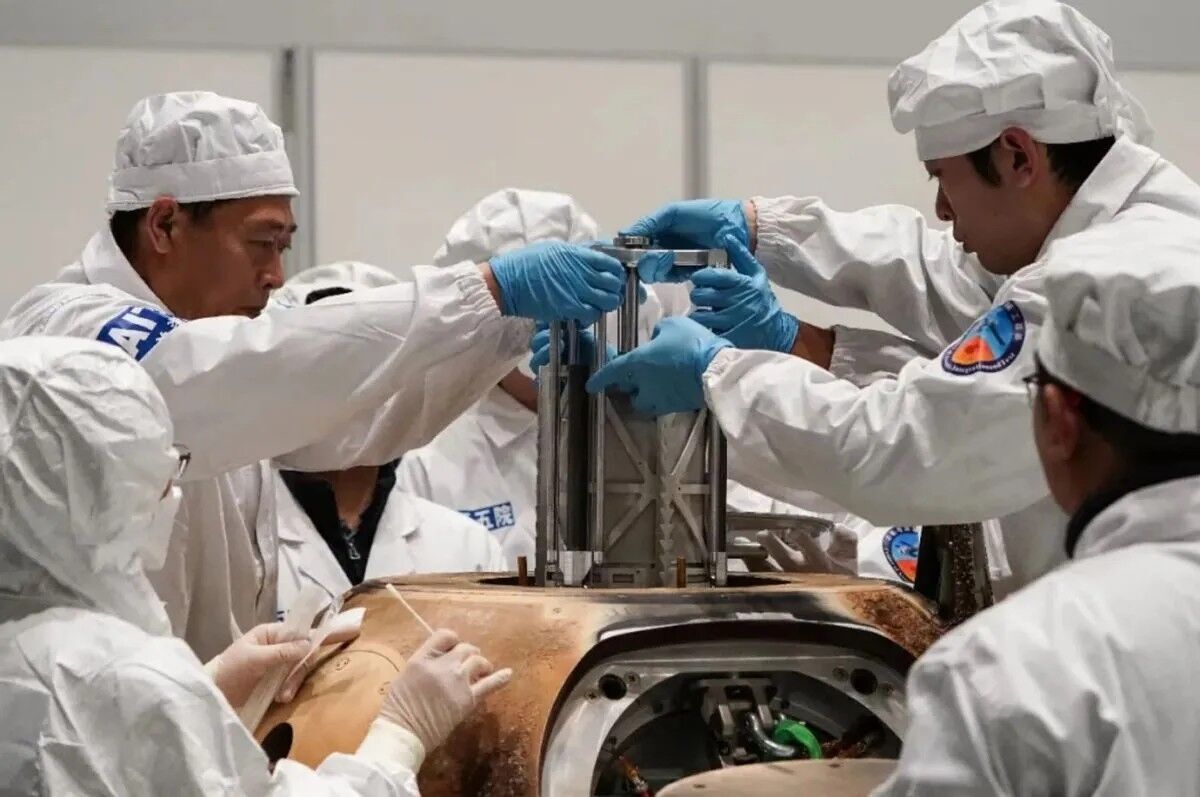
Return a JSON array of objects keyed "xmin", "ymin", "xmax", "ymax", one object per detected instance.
[
  {"xmin": 702, "ymin": 307, "xmax": 1046, "ymax": 525},
  {"xmin": 22, "ymin": 263, "xmax": 528, "ymax": 481},
  {"xmin": 753, "ymin": 196, "xmax": 1002, "ymax": 352}
]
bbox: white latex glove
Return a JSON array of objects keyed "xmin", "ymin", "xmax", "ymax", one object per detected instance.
[
  {"xmin": 279, "ymin": 607, "xmax": 364, "ymax": 702},
  {"xmin": 378, "ymin": 628, "xmax": 513, "ymax": 756},
  {"xmin": 205, "ymin": 617, "xmax": 363, "ymax": 708},
  {"xmin": 757, "ymin": 527, "xmax": 858, "ymax": 575},
  {"xmin": 206, "ymin": 622, "xmax": 311, "ymax": 709}
]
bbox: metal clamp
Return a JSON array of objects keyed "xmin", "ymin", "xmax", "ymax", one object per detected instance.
[{"xmin": 591, "ymin": 243, "xmax": 728, "ymax": 269}]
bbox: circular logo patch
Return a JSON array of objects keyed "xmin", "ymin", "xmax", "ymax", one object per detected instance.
[
  {"xmin": 942, "ymin": 301, "xmax": 1026, "ymax": 376},
  {"xmin": 882, "ymin": 527, "xmax": 920, "ymax": 584}
]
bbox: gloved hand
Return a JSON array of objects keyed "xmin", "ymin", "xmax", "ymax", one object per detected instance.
[
  {"xmin": 376, "ymin": 629, "xmax": 512, "ymax": 755},
  {"xmin": 278, "ymin": 608, "xmax": 364, "ymax": 702},
  {"xmin": 689, "ymin": 234, "xmax": 800, "ymax": 353},
  {"xmin": 205, "ymin": 622, "xmax": 314, "ymax": 709},
  {"xmin": 490, "ymin": 241, "xmax": 626, "ymax": 325},
  {"xmin": 756, "ymin": 527, "xmax": 858, "ymax": 575},
  {"xmin": 529, "ymin": 322, "xmax": 618, "ymax": 373},
  {"xmin": 586, "ymin": 316, "xmax": 733, "ymax": 416},
  {"xmin": 622, "ymin": 199, "xmax": 749, "ymax": 283}
]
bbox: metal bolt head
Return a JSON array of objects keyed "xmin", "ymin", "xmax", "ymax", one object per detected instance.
[
  {"xmin": 626, "ymin": 672, "xmax": 639, "ymax": 684},
  {"xmin": 586, "ymin": 690, "xmax": 599, "ymax": 701},
  {"xmin": 832, "ymin": 667, "xmax": 849, "ymax": 681},
  {"xmin": 881, "ymin": 683, "xmax": 896, "ymax": 697}
]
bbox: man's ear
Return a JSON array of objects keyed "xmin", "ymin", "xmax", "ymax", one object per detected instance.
[
  {"xmin": 1038, "ymin": 382, "xmax": 1083, "ymax": 463},
  {"xmin": 995, "ymin": 126, "xmax": 1043, "ymax": 189},
  {"xmin": 144, "ymin": 197, "xmax": 181, "ymax": 255}
]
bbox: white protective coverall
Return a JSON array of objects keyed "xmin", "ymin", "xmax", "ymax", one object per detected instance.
[
  {"xmin": 0, "ymin": 338, "xmax": 422, "ymax": 795},
  {"xmin": 701, "ymin": 1, "xmax": 1190, "ymax": 590},
  {"xmin": 727, "ymin": 326, "xmax": 1009, "ymax": 584},
  {"xmin": 876, "ymin": 249, "xmax": 1200, "ymax": 795},
  {"xmin": 0, "ymin": 103, "xmax": 531, "ymax": 659}
]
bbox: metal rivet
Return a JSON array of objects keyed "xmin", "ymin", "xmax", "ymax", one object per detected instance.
[{"xmin": 832, "ymin": 667, "xmax": 848, "ymax": 681}]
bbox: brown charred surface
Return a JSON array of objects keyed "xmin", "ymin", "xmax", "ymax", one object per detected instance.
[
  {"xmin": 257, "ymin": 573, "xmax": 942, "ymax": 797},
  {"xmin": 834, "ymin": 582, "xmax": 944, "ymax": 659}
]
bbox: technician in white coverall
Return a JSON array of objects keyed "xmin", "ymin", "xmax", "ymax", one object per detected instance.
[
  {"xmin": 590, "ymin": 0, "xmax": 1193, "ymax": 591},
  {"xmin": 394, "ymin": 189, "xmax": 616, "ymax": 565},
  {"xmin": 0, "ymin": 92, "xmax": 628, "ymax": 659},
  {"xmin": 874, "ymin": 234, "xmax": 1200, "ymax": 796},
  {"xmin": 0, "ymin": 337, "xmax": 508, "ymax": 795}
]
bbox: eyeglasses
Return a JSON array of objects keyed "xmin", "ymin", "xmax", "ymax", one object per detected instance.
[
  {"xmin": 1022, "ymin": 372, "xmax": 1083, "ymax": 409},
  {"xmin": 1021, "ymin": 373, "xmax": 1044, "ymax": 405},
  {"xmin": 169, "ymin": 444, "xmax": 192, "ymax": 483}
]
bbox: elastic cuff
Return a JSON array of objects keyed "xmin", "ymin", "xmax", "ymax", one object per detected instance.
[
  {"xmin": 356, "ymin": 718, "xmax": 426, "ymax": 773},
  {"xmin": 703, "ymin": 345, "xmax": 739, "ymax": 382},
  {"xmin": 449, "ymin": 260, "xmax": 507, "ymax": 318}
]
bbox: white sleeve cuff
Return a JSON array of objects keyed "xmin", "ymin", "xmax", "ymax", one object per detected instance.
[{"xmin": 355, "ymin": 717, "xmax": 426, "ymax": 774}]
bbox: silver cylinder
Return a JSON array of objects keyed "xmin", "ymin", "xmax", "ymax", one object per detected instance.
[
  {"xmin": 619, "ymin": 268, "xmax": 639, "ymax": 353},
  {"xmin": 534, "ymin": 321, "xmax": 564, "ymax": 586},
  {"xmin": 589, "ymin": 317, "xmax": 608, "ymax": 556},
  {"xmin": 706, "ymin": 414, "xmax": 728, "ymax": 586}
]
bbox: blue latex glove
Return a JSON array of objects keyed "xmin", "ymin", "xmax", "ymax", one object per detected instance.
[
  {"xmin": 586, "ymin": 317, "xmax": 733, "ymax": 416},
  {"xmin": 490, "ymin": 241, "xmax": 626, "ymax": 325},
  {"xmin": 689, "ymin": 234, "xmax": 800, "ymax": 353},
  {"xmin": 621, "ymin": 199, "xmax": 749, "ymax": 283},
  {"xmin": 529, "ymin": 322, "xmax": 617, "ymax": 373}
]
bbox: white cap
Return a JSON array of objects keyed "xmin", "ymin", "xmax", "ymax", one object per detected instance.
[
  {"xmin": 889, "ymin": 0, "xmax": 1152, "ymax": 161},
  {"xmin": 106, "ymin": 91, "xmax": 298, "ymax": 214},
  {"xmin": 272, "ymin": 261, "xmax": 400, "ymax": 309},
  {"xmin": 0, "ymin": 337, "xmax": 176, "ymax": 634},
  {"xmin": 1038, "ymin": 248, "xmax": 1200, "ymax": 435},
  {"xmin": 431, "ymin": 187, "xmax": 600, "ymax": 268}
]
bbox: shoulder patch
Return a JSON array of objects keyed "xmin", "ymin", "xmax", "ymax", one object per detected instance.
[
  {"xmin": 882, "ymin": 527, "xmax": 920, "ymax": 584},
  {"xmin": 96, "ymin": 306, "xmax": 180, "ymax": 361},
  {"xmin": 942, "ymin": 301, "xmax": 1026, "ymax": 376}
]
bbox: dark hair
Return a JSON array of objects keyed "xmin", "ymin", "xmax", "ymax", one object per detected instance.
[
  {"xmin": 109, "ymin": 199, "xmax": 228, "ymax": 260},
  {"xmin": 1035, "ymin": 359, "xmax": 1200, "ymax": 466},
  {"xmin": 967, "ymin": 136, "xmax": 1116, "ymax": 191}
]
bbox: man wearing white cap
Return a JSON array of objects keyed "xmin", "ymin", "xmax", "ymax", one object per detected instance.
[
  {"xmin": 395, "ymin": 188, "xmax": 636, "ymax": 565},
  {"xmin": 0, "ymin": 92, "xmax": 629, "ymax": 660},
  {"xmin": 589, "ymin": 0, "xmax": 1200, "ymax": 593},
  {"xmin": 873, "ymin": 253, "xmax": 1200, "ymax": 794},
  {"xmin": 268, "ymin": 262, "xmax": 506, "ymax": 617}
]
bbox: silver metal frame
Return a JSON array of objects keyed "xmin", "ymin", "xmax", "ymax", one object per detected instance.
[
  {"xmin": 541, "ymin": 639, "xmax": 908, "ymax": 795},
  {"xmin": 537, "ymin": 239, "xmax": 730, "ymax": 588}
]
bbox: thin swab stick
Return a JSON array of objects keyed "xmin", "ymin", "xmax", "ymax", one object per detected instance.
[{"xmin": 385, "ymin": 583, "xmax": 434, "ymax": 635}]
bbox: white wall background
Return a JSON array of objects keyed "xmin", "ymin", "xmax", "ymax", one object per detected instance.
[
  {"xmin": 707, "ymin": 63, "xmax": 932, "ymax": 331},
  {"xmin": 313, "ymin": 53, "xmax": 685, "ymax": 272},
  {"xmin": 0, "ymin": 4, "xmax": 1198, "ymax": 330},
  {"xmin": 0, "ymin": 46, "xmax": 276, "ymax": 314}
]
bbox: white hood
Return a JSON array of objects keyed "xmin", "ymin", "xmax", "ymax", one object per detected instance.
[{"xmin": 0, "ymin": 338, "xmax": 177, "ymax": 634}]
